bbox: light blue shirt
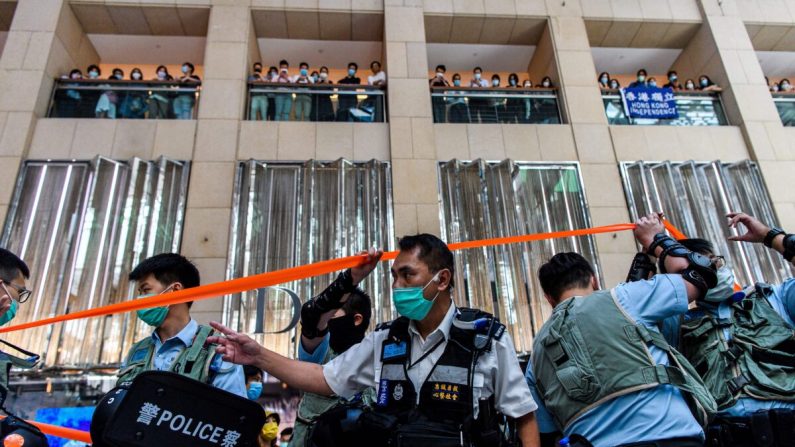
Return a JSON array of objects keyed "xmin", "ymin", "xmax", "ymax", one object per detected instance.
[
  {"xmin": 148, "ymin": 319, "xmax": 247, "ymax": 398},
  {"xmin": 526, "ymin": 274, "xmax": 704, "ymax": 447},
  {"xmin": 662, "ymin": 277, "xmax": 795, "ymax": 417},
  {"xmin": 298, "ymin": 334, "xmax": 330, "ymax": 364}
]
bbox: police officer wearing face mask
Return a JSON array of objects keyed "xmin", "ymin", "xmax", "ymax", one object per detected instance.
[
  {"xmin": 291, "ymin": 252, "xmax": 377, "ymax": 447},
  {"xmin": 117, "ymin": 253, "xmax": 247, "ymax": 397},
  {"xmin": 208, "ymin": 235, "xmax": 541, "ymax": 447},
  {"xmin": 0, "ymin": 249, "xmax": 31, "ymax": 327},
  {"xmin": 660, "ymin": 212, "xmax": 795, "ymax": 447}
]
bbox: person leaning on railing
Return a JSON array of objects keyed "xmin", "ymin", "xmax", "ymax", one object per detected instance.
[
  {"xmin": 314, "ymin": 66, "xmax": 335, "ymax": 122},
  {"xmin": 336, "ymin": 62, "xmax": 361, "ymax": 122},
  {"xmin": 698, "ymin": 75, "xmax": 721, "ymax": 92},
  {"xmin": 173, "ymin": 62, "xmax": 200, "ymax": 120},
  {"xmin": 292, "ymin": 62, "xmax": 313, "ymax": 122},
  {"xmin": 56, "ymin": 69, "xmax": 84, "ymax": 118},
  {"xmin": 448, "ymin": 73, "xmax": 469, "ymax": 123},
  {"xmin": 119, "ymin": 68, "xmax": 147, "ymax": 119},
  {"xmin": 430, "ymin": 65, "xmax": 450, "ymax": 123},
  {"xmin": 147, "ymin": 65, "xmax": 174, "ymax": 119},
  {"xmin": 249, "ymin": 62, "xmax": 268, "ymax": 121},
  {"xmin": 505, "ymin": 73, "xmax": 524, "ymax": 124}
]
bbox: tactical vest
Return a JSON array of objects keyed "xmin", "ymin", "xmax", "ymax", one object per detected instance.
[
  {"xmin": 532, "ymin": 289, "xmax": 717, "ymax": 430},
  {"xmin": 374, "ymin": 308, "xmax": 505, "ymax": 426},
  {"xmin": 116, "ymin": 324, "xmax": 217, "ymax": 386},
  {"xmin": 680, "ymin": 283, "xmax": 795, "ymax": 411}
]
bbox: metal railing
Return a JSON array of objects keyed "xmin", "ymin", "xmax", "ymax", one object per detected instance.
[
  {"xmin": 773, "ymin": 93, "xmax": 795, "ymax": 126},
  {"xmin": 430, "ymin": 87, "xmax": 561, "ymax": 124},
  {"xmin": 247, "ymin": 83, "xmax": 386, "ymax": 122},
  {"xmin": 48, "ymin": 79, "xmax": 201, "ymax": 119},
  {"xmin": 602, "ymin": 90, "xmax": 728, "ymax": 126}
]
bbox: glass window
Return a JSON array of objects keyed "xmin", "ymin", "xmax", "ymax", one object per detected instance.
[
  {"xmin": 620, "ymin": 160, "xmax": 792, "ymax": 285},
  {"xmin": 0, "ymin": 157, "xmax": 190, "ymax": 366},
  {"xmin": 226, "ymin": 160, "xmax": 394, "ymax": 357},
  {"xmin": 438, "ymin": 160, "xmax": 600, "ymax": 353}
]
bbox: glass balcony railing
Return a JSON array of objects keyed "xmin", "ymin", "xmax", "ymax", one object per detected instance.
[
  {"xmin": 48, "ymin": 79, "xmax": 201, "ymax": 119},
  {"xmin": 601, "ymin": 90, "xmax": 728, "ymax": 126},
  {"xmin": 247, "ymin": 83, "xmax": 386, "ymax": 122},
  {"xmin": 773, "ymin": 93, "xmax": 795, "ymax": 126},
  {"xmin": 430, "ymin": 87, "xmax": 561, "ymax": 124}
]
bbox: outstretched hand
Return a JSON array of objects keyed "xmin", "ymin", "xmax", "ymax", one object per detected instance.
[
  {"xmin": 727, "ymin": 212, "xmax": 770, "ymax": 244},
  {"xmin": 207, "ymin": 321, "xmax": 264, "ymax": 367},
  {"xmin": 350, "ymin": 247, "xmax": 384, "ymax": 285}
]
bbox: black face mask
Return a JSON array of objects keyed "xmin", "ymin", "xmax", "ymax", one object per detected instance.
[{"xmin": 328, "ymin": 313, "xmax": 364, "ymax": 354}]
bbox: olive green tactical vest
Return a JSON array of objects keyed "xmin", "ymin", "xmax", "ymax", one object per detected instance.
[
  {"xmin": 291, "ymin": 348, "xmax": 375, "ymax": 447},
  {"xmin": 680, "ymin": 284, "xmax": 795, "ymax": 411},
  {"xmin": 532, "ymin": 289, "xmax": 717, "ymax": 430},
  {"xmin": 116, "ymin": 324, "xmax": 217, "ymax": 386}
]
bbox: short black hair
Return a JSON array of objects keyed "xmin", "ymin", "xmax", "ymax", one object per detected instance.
[
  {"xmin": 299, "ymin": 61, "xmax": 308, "ymax": 68},
  {"xmin": 243, "ymin": 365, "xmax": 262, "ymax": 380},
  {"xmin": 341, "ymin": 287, "xmax": 372, "ymax": 330},
  {"xmin": 279, "ymin": 59, "xmax": 289, "ymax": 67},
  {"xmin": 473, "ymin": 66, "xmax": 482, "ymax": 72},
  {"xmin": 667, "ymin": 70, "xmax": 678, "ymax": 77},
  {"xmin": 281, "ymin": 428, "xmax": 293, "ymax": 437},
  {"xmin": 69, "ymin": 69, "xmax": 82, "ymax": 77},
  {"xmin": 435, "ymin": 64, "xmax": 446, "ymax": 72},
  {"xmin": 398, "ymin": 234, "xmax": 455, "ymax": 288},
  {"xmin": 348, "ymin": 62, "xmax": 358, "ymax": 70},
  {"xmin": 129, "ymin": 253, "xmax": 200, "ymax": 290},
  {"xmin": 538, "ymin": 252, "xmax": 595, "ymax": 301},
  {"xmin": 0, "ymin": 248, "xmax": 30, "ymax": 282},
  {"xmin": 87, "ymin": 64, "xmax": 100, "ymax": 74},
  {"xmin": 183, "ymin": 62, "xmax": 195, "ymax": 72},
  {"xmin": 637, "ymin": 68, "xmax": 647, "ymax": 76},
  {"xmin": 678, "ymin": 238, "xmax": 715, "ymax": 256},
  {"xmin": 370, "ymin": 60, "xmax": 380, "ymax": 68}
]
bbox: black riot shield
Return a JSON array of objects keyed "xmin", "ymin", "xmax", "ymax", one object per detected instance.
[{"xmin": 91, "ymin": 371, "xmax": 265, "ymax": 447}]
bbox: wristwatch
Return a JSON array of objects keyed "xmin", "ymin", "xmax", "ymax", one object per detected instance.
[{"xmin": 764, "ymin": 227, "xmax": 786, "ymax": 248}]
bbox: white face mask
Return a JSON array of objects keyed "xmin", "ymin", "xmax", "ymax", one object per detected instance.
[
  {"xmin": 436, "ymin": 72, "xmax": 444, "ymax": 77},
  {"xmin": 320, "ymin": 72, "xmax": 328, "ymax": 79},
  {"xmin": 542, "ymin": 81, "xmax": 550, "ymax": 88},
  {"xmin": 702, "ymin": 267, "xmax": 736, "ymax": 303},
  {"xmin": 158, "ymin": 71, "xmax": 166, "ymax": 79},
  {"xmin": 132, "ymin": 72, "xmax": 142, "ymax": 80}
]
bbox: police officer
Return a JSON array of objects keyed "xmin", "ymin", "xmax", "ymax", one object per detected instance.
[
  {"xmin": 208, "ymin": 234, "xmax": 541, "ymax": 446},
  {"xmin": 664, "ymin": 212, "xmax": 795, "ymax": 446},
  {"xmin": 0, "ymin": 248, "xmax": 31, "ymax": 327},
  {"xmin": 293, "ymin": 249, "xmax": 379, "ymax": 447},
  {"xmin": 526, "ymin": 213, "xmax": 718, "ymax": 447},
  {"xmin": 118, "ymin": 253, "xmax": 246, "ymax": 397}
]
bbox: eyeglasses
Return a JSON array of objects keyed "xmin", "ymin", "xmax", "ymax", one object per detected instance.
[
  {"xmin": 1, "ymin": 280, "xmax": 32, "ymax": 303},
  {"xmin": 711, "ymin": 255, "xmax": 726, "ymax": 269}
]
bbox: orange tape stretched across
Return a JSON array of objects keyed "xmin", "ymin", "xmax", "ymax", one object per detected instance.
[
  {"xmin": 0, "ymin": 416, "xmax": 92, "ymax": 444},
  {"xmin": 0, "ymin": 222, "xmax": 644, "ymax": 335}
]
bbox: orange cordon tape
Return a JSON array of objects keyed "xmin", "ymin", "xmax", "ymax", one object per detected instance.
[
  {"xmin": 0, "ymin": 416, "xmax": 93, "ymax": 444},
  {"xmin": 0, "ymin": 222, "xmax": 644, "ymax": 335}
]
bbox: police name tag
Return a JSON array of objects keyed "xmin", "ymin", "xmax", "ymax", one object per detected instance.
[{"xmin": 381, "ymin": 341, "xmax": 407, "ymax": 362}]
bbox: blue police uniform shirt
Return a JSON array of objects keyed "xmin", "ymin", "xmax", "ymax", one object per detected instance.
[
  {"xmin": 526, "ymin": 274, "xmax": 704, "ymax": 447},
  {"xmin": 298, "ymin": 334, "xmax": 330, "ymax": 364},
  {"xmin": 661, "ymin": 277, "xmax": 795, "ymax": 417},
  {"xmin": 148, "ymin": 319, "xmax": 247, "ymax": 398}
]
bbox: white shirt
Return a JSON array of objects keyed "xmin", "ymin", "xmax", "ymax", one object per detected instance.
[
  {"xmin": 368, "ymin": 71, "xmax": 386, "ymax": 86},
  {"xmin": 323, "ymin": 301, "xmax": 537, "ymax": 418},
  {"xmin": 470, "ymin": 78, "xmax": 489, "ymax": 88}
]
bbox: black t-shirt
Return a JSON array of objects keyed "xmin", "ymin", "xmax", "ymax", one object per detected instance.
[{"xmin": 338, "ymin": 76, "xmax": 360, "ymax": 85}]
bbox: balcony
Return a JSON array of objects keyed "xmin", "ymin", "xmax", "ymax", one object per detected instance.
[
  {"xmin": 430, "ymin": 87, "xmax": 561, "ymax": 124},
  {"xmin": 246, "ymin": 83, "xmax": 385, "ymax": 123},
  {"xmin": 48, "ymin": 79, "xmax": 201, "ymax": 119},
  {"xmin": 773, "ymin": 93, "xmax": 795, "ymax": 126},
  {"xmin": 602, "ymin": 90, "xmax": 728, "ymax": 126}
]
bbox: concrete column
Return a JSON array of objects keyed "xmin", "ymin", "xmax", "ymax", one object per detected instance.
[
  {"xmin": 182, "ymin": 2, "xmax": 253, "ymax": 323},
  {"xmin": 547, "ymin": 14, "xmax": 636, "ymax": 285},
  {"xmin": 383, "ymin": 5, "xmax": 439, "ymax": 237},
  {"xmin": 0, "ymin": 0, "xmax": 98, "ymax": 224},
  {"xmin": 696, "ymin": 0, "xmax": 795, "ymax": 225}
]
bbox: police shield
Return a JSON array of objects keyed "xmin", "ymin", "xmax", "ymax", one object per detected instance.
[{"xmin": 92, "ymin": 371, "xmax": 265, "ymax": 447}]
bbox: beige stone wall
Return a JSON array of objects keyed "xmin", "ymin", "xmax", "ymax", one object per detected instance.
[{"xmin": 2, "ymin": 0, "xmax": 795, "ymax": 319}]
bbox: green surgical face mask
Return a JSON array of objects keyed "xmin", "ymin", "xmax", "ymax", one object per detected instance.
[
  {"xmin": 135, "ymin": 284, "xmax": 175, "ymax": 327},
  {"xmin": 0, "ymin": 300, "xmax": 18, "ymax": 326},
  {"xmin": 392, "ymin": 271, "xmax": 446, "ymax": 321}
]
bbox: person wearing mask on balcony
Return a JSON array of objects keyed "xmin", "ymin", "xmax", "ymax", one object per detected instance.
[
  {"xmin": 363, "ymin": 61, "xmax": 387, "ymax": 121},
  {"xmin": 699, "ymin": 75, "xmax": 721, "ymax": 92},
  {"xmin": 292, "ymin": 62, "xmax": 313, "ymax": 122},
  {"xmin": 173, "ymin": 62, "xmax": 200, "ymax": 120},
  {"xmin": 504, "ymin": 72, "xmax": 523, "ymax": 124},
  {"xmin": 534, "ymin": 77, "xmax": 556, "ymax": 124},
  {"xmin": 148, "ymin": 65, "xmax": 173, "ymax": 119},
  {"xmin": 609, "ymin": 78, "xmax": 621, "ymax": 90},
  {"xmin": 249, "ymin": 62, "xmax": 268, "ymax": 121},
  {"xmin": 314, "ymin": 66, "xmax": 334, "ymax": 122},
  {"xmin": 523, "ymin": 79, "xmax": 534, "ymax": 123},
  {"xmin": 664, "ymin": 70, "xmax": 682, "ymax": 90},
  {"xmin": 274, "ymin": 59, "xmax": 293, "ymax": 121},
  {"xmin": 120, "ymin": 68, "xmax": 147, "ymax": 119},
  {"xmin": 430, "ymin": 65, "xmax": 450, "ymax": 123},
  {"xmin": 540, "ymin": 76, "xmax": 553, "ymax": 89},
  {"xmin": 448, "ymin": 73, "xmax": 469, "ymax": 123},
  {"xmin": 367, "ymin": 61, "xmax": 387, "ymax": 87},
  {"xmin": 647, "ymin": 77, "xmax": 659, "ymax": 88},
  {"xmin": 628, "ymin": 68, "xmax": 648, "ymax": 88},
  {"xmin": 58, "ymin": 68, "xmax": 84, "ymax": 117},
  {"xmin": 684, "ymin": 79, "xmax": 696, "ymax": 91},
  {"xmin": 265, "ymin": 66, "xmax": 278, "ymax": 121},
  {"xmin": 117, "ymin": 253, "xmax": 246, "ymax": 397},
  {"xmin": 486, "ymin": 74, "xmax": 503, "ymax": 123},
  {"xmin": 598, "ymin": 72, "xmax": 610, "ymax": 89},
  {"xmin": 468, "ymin": 67, "xmax": 490, "ymax": 123},
  {"xmin": 336, "ymin": 62, "xmax": 361, "ymax": 122},
  {"xmin": 95, "ymin": 66, "xmax": 119, "ymax": 119},
  {"xmin": 779, "ymin": 78, "xmax": 792, "ymax": 92}
]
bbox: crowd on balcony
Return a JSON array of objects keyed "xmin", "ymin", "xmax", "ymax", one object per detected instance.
[
  {"xmin": 55, "ymin": 63, "xmax": 201, "ymax": 119},
  {"xmin": 768, "ymin": 77, "xmax": 793, "ymax": 93},
  {"xmin": 247, "ymin": 60, "xmax": 386, "ymax": 122},
  {"xmin": 598, "ymin": 69, "xmax": 722, "ymax": 92},
  {"xmin": 428, "ymin": 65, "xmax": 557, "ymax": 124}
]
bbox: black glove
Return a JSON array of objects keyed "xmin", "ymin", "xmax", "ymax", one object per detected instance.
[{"xmin": 301, "ymin": 269, "xmax": 355, "ymax": 339}]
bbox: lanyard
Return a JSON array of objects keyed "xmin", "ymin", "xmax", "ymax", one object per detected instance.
[{"xmin": 408, "ymin": 337, "xmax": 445, "ymax": 370}]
